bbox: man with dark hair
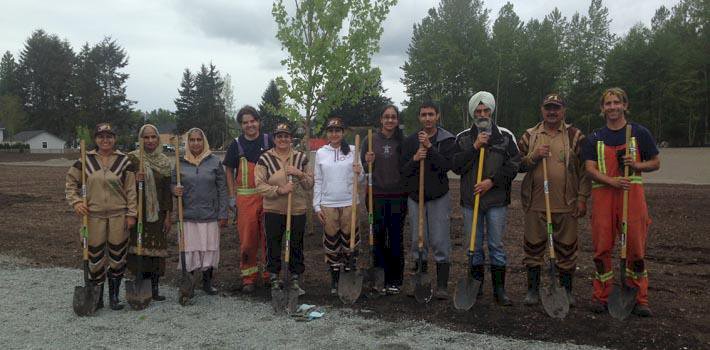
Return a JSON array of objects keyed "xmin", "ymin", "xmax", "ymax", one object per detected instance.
[
  {"xmin": 452, "ymin": 91, "xmax": 520, "ymax": 306},
  {"xmin": 223, "ymin": 105, "xmax": 274, "ymax": 292},
  {"xmin": 518, "ymin": 93, "xmax": 590, "ymax": 307},
  {"xmin": 400, "ymin": 102, "xmax": 458, "ymax": 300}
]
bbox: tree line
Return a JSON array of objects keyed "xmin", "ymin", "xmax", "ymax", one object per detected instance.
[{"xmin": 400, "ymin": 0, "xmax": 708, "ymax": 146}]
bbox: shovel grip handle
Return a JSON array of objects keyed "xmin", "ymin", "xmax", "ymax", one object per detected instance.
[{"xmin": 418, "ymin": 159, "xmax": 425, "ymax": 250}]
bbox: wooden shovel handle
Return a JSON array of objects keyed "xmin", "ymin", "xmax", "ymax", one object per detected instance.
[
  {"xmin": 368, "ymin": 130, "xmax": 373, "ymax": 246},
  {"xmin": 80, "ymin": 140, "xmax": 89, "ymax": 261},
  {"xmin": 350, "ymin": 135, "xmax": 360, "ymax": 250},
  {"xmin": 137, "ymin": 138, "xmax": 144, "ymax": 255},
  {"xmin": 621, "ymin": 125, "xmax": 632, "ymax": 259},
  {"xmin": 285, "ymin": 152, "xmax": 293, "ymax": 264},
  {"xmin": 175, "ymin": 137, "xmax": 185, "ymax": 253},
  {"xmin": 418, "ymin": 158, "xmax": 425, "ymax": 250},
  {"xmin": 468, "ymin": 147, "xmax": 485, "ymax": 253}
]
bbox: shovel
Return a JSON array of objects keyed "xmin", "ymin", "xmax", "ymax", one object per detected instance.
[
  {"xmin": 339, "ymin": 135, "xmax": 364, "ymax": 304},
  {"xmin": 175, "ymin": 138, "xmax": 194, "ymax": 306},
  {"xmin": 364, "ymin": 130, "xmax": 385, "ymax": 295},
  {"xmin": 539, "ymin": 148, "xmax": 570, "ymax": 319},
  {"xmin": 72, "ymin": 140, "xmax": 101, "ymax": 317},
  {"xmin": 454, "ymin": 147, "xmax": 485, "ymax": 311},
  {"xmin": 272, "ymin": 154, "xmax": 298, "ymax": 314},
  {"xmin": 126, "ymin": 138, "xmax": 153, "ymax": 310},
  {"xmin": 413, "ymin": 157, "xmax": 433, "ymax": 303},
  {"xmin": 608, "ymin": 125, "xmax": 638, "ymax": 320}
]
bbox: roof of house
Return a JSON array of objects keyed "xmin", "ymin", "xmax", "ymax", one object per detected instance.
[{"xmin": 12, "ymin": 130, "xmax": 64, "ymax": 142}]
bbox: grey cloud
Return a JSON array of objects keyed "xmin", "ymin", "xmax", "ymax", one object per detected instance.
[{"xmin": 174, "ymin": 0, "xmax": 279, "ymax": 48}]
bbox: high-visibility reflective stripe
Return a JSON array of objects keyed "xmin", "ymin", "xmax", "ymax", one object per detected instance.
[
  {"xmin": 241, "ymin": 266, "xmax": 259, "ymax": 276},
  {"xmin": 239, "ymin": 157, "xmax": 249, "ymax": 188},
  {"xmin": 594, "ymin": 270, "xmax": 614, "ymax": 282},
  {"xmin": 596, "ymin": 141, "xmax": 606, "ymax": 174},
  {"xmin": 237, "ymin": 188, "xmax": 258, "ymax": 195},
  {"xmin": 592, "ymin": 176, "xmax": 644, "ymax": 189},
  {"xmin": 625, "ymin": 268, "xmax": 648, "ymax": 280}
]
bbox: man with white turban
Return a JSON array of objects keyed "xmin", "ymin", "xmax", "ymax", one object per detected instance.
[{"xmin": 452, "ymin": 91, "xmax": 521, "ymax": 306}]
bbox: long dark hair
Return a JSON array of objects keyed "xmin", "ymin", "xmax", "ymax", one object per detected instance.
[{"xmin": 379, "ymin": 104, "xmax": 403, "ymax": 142}]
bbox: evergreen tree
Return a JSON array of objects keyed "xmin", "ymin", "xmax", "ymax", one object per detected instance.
[
  {"xmin": 258, "ymin": 79, "xmax": 287, "ymax": 134},
  {"xmin": 0, "ymin": 51, "xmax": 20, "ymax": 96}
]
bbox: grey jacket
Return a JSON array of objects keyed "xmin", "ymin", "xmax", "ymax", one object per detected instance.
[{"xmin": 172, "ymin": 153, "xmax": 228, "ymax": 222}]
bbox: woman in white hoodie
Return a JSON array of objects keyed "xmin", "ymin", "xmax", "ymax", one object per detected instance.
[{"xmin": 313, "ymin": 117, "xmax": 363, "ymax": 294}]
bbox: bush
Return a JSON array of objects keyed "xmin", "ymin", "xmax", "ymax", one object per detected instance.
[{"xmin": 0, "ymin": 142, "xmax": 30, "ymax": 150}]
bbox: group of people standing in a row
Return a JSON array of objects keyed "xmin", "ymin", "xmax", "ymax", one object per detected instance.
[{"xmin": 65, "ymin": 87, "xmax": 659, "ymax": 318}]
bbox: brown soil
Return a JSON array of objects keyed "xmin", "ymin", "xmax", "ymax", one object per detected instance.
[{"xmin": 1, "ymin": 162, "xmax": 708, "ymax": 349}]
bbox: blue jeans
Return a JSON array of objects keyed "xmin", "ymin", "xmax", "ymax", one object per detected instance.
[{"xmin": 462, "ymin": 205, "xmax": 508, "ymax": 266}]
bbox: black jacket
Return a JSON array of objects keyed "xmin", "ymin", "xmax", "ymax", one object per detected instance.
[
  {"xmin": 400, "ymin": 127, "xmax": 458, "ymax": 202},
  {"xmin": 451, "ymin": 124, "xmax": 520, "ymax": 210}
]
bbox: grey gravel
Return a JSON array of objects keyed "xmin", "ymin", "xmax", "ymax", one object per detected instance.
[{"xmin": 0, "ymin": 255, "xmax": 603, "ymax": 350}]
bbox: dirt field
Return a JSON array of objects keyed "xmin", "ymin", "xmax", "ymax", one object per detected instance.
[{"xmin": 1, "ymin": 153, "xmax": 708, "ymax": 349}]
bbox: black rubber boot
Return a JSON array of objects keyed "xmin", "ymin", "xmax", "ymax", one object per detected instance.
[
  {"xmin": 524, "ymin": 266, "xmax": 541, "ymax": 306},
  {"xmin": 559, "ymin": 271, "xmax": 575, "ymax": 307},
  {"xmin": 96, "ymin": 283, "xmax": 104, "ymax": 310},
  {"xmin": 435, "ymin": 262, "xmax": 450, "ymax": 300},
  {"xmin": 330, "ymin": 267, "xmax": 340, "ymax": 295},
  {"xmin": 491, "ymin": 265, "xmax": 513, "ymax": 306},
  {"xmin": 108, "ymin": 278, "xmax": 124, "ymax": 310},
  {"xmin": 150, "ymin": 273, "xmax": 166, "ymax": 301},
  {"xmin": 202, "ymin": 268, "xmax": 218, "ymax": 295},
  {"xmin": 470, "ymin": 265, "xmax": 485, "ymax": 297}
]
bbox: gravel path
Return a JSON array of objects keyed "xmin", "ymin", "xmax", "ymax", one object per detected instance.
[{"xmin": 0, "ymin": 255, "xmax": 603, "ymax": 350}]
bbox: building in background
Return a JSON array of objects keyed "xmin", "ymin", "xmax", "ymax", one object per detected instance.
[{"xmin": 11, "ymin": 130, "xmax": 66, "ymax": 153}]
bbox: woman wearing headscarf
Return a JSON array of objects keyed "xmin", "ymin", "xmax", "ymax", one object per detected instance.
[
  {"xmin": 255, "ymin": 123, "xmax": 313, "ymax": 293},
  {"xmin": 126, "ymin": 124, "xmax": 173, "ymax": 301},
  {"xmin": 65, "ymin": 122, "xmax": 137, "ymax": 310},
  {"xmin": 313, "ymin": 117, "xmax": 364, "ymax": 294},
  {"xmin": 361, "ymin": 105, "xmax": 408, "ymax": 294},
  {"xmin": 173, "ymin": 128, "xmax": 228, "ymax": 295}
]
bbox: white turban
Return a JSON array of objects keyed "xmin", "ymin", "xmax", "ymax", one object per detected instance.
[{"xmin": 468, "ymin": 91, "xmax": 496, "ymax": 117}]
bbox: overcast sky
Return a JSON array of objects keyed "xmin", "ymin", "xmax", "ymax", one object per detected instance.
[{"xmin": 0, "ymin": 0, "xmax": 679, "ymax": 113}]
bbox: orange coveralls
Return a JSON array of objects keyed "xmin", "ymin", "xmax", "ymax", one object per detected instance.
[{"xmin": 591, "ymin": 138, "xmax": 651, "ymax": 306}]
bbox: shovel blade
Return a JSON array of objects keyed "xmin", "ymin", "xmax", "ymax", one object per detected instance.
[
  {"xmin": 338, "ymin": 270, "xmax": 363, "ymax": 305},
  {"xmin": 271, "ymin": 286, "xmax": 287, "ymax": 315},
  {"xmin": 125, "ymin": 277, "xmax": 152, "ymax": 310},
  {"xmin": 287, "ymin": 285, "xmax": 299, "ymax": 314},
  {"xmin": 178, "ymin": 273, "xmax": 194, "ymax": 306},
  {"xmin": 366, "ymin": 267, "xmax": 385, "ymax": 294},
  {"xmin": 72, "ymin": 284, "xmax": 100, "ymax": 317},
  {"xmin": 540, "ymin": 284, "xmax": 570, "ymax": 319},
  {"xmin": 453, "ymin": 275, "xmax": 481, "ymax": 311},
  {"xmin": 413, "ymin": 272, "xmax": 433, "ymax": 304},
  {"xmin": 608, "ymin": 285, "xmax": 638, "ymax": 320}
]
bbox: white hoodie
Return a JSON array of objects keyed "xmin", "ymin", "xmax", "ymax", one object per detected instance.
[{"xmin": 313, "ymin": 144, "xmax": 364, "ymax": 212}]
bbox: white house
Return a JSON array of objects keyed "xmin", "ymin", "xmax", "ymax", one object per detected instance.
[
  {"xmin": 0, "ymin": 122, "xmax": 5, "ymax": 143},
  {"xmin": 12, "ymin": 130, "xmax": 66, "ymax": 153}
]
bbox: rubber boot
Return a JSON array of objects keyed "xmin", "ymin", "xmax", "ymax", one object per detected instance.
[
  {"xmin": 632, "ymin": 303, "xmax": 652, "ymax": 317},
  {"xmin": 490, "ymin": 265, "xmax": 513, "ymax": 306},
  {"xmin": 108, "ymin": 277, "xmax": 124, "ymax": 310},
  {"xmin": 330, "ymin": 267, "xmax": 340, "ymax": 295},
  {"xmin": 291, "ymin": 274, "xmax": 306, "ymax": 296},
  {"xmin": 270, "ymin": 273, "xmax": 281, "ymax": 291},
  {"xmin": 96, "ymin": 283, "xmax": 104, "ymax": 310},
  {"xmin": 150, "ymin": 273, "xmax": 165, "ymax": 301},
  {"xmin": 524, "ymin": 266, "xmax": 541, "ymax": 306},
  {"xmin": 202, "ymin": 268, "xmax": 218, "ymax": 295},
  {"xmin": 470, "ymin": 265, "xmax": 485, "ymax": 297},
  {"xmin": 559, "ymin": 271, "xmax": 575, "ymax": 307},
  {"xmin": 435, "ymin": 262, "xmax": 450, "ymax": 300}
]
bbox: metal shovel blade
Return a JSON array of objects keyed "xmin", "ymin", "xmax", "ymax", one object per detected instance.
[
  {"xmin": 413, "ymin": 271, "xmax": 433, "ymax": 304},
  {"xmin": 178, "ymin": 273, "xmax": 194, "ymax": 306},
  {"xmin": 608, "ymin": 284, "xmax": 638, "ymax": 320},
  {"xmin": 125, "ymin": 275, "xmax": 152, "ymax": 310},
  {"xmin": 287, "ymin": 285, "xmax": 299, "ymax": 313},
  {"xmin": 366, "ymin": 266, "xmax": 385, "ymax": 294},
  {"xmin": 540, "ymin": 283, "xmax": 569, "ymax": 319},
  {"xmin": 271, "ymin": 285, "xmax": 287, "ymax": 314},
  {"xmin": 72, "ymin": 284, "xmax": 100, "ymax": 317},
  {"xmin": 453, "ymin": 274, "xmax": 481, "ymax": 311},
  {"xmin": 338, "ymin": 269, "xmax": 363, "ymax": 305}
]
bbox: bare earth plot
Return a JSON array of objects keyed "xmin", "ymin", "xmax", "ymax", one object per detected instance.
[{"xmin": 0, "ymin": 149, "xmax": 708, "ymax": 349}]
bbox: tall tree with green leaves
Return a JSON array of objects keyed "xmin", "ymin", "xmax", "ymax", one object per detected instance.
[
  {"xmin": 17, "ymin": 29, "xmax": 76, "ymax": 139},
  {"xmin": 175, "ymin": 68, "xmax": 196, "ymax": 134},
  {"xmin": 490, "ymin": 2, "xmax": 523, "ymax": 127},
  {"xmin": 175, "ymin": 64, "xmax": 227, "ymax": 148},
  {"xmin": 272, "ymin": 0, "xmax": 397, "ymax": 145},
  {"xmin": 401, "ymin": 0, "xmax": 491, "ymax": 131},
  {"xmin": 0, "ymin": 51, "xmax": 20, "ymax": 96}
]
